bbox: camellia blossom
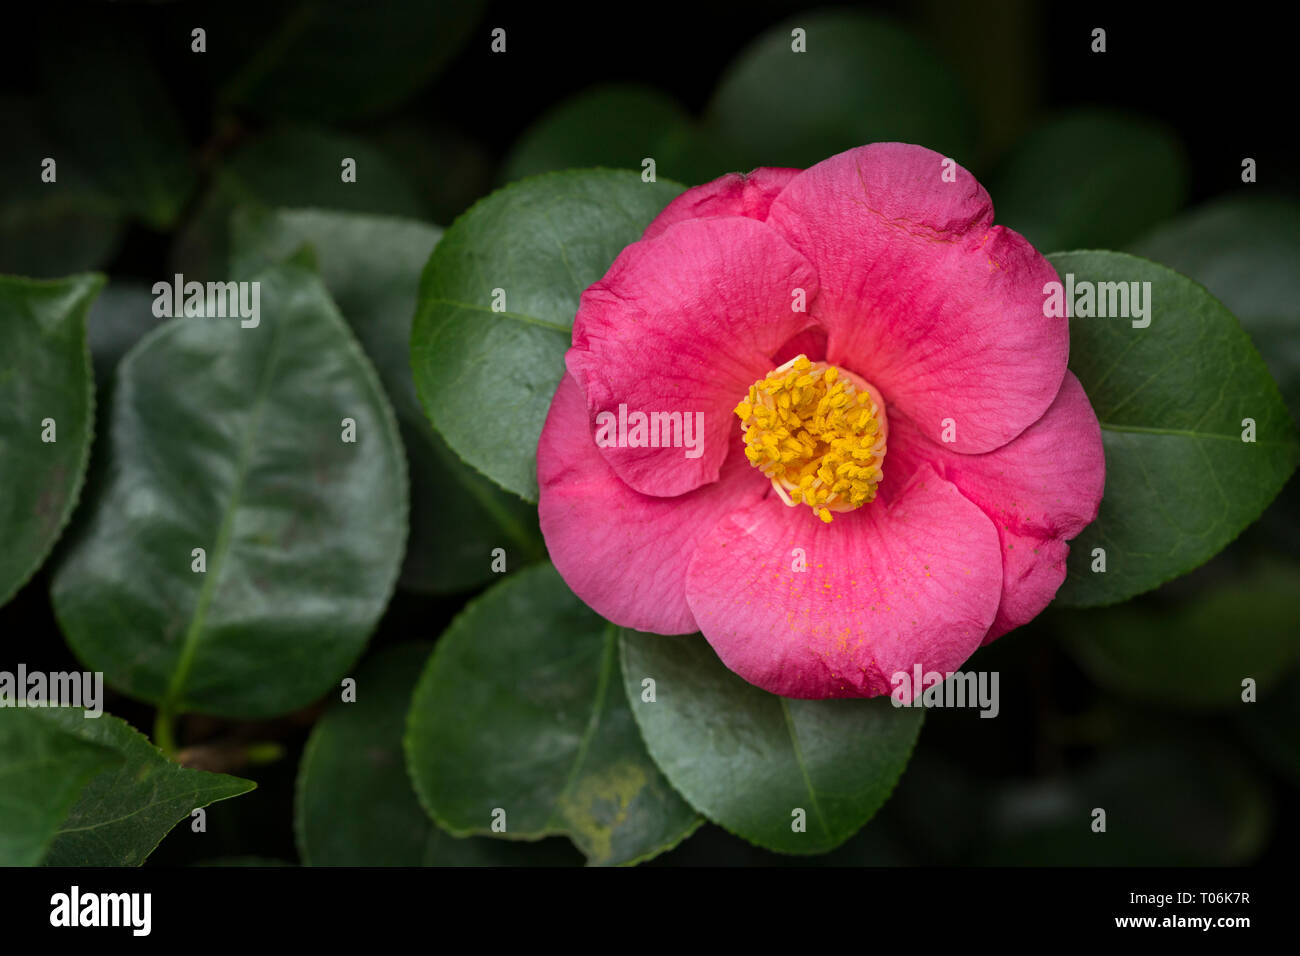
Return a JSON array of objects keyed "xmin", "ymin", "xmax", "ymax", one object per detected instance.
[{"xmin": 538, "ymin": 143, "xmax": 1105, "ymax": 699}]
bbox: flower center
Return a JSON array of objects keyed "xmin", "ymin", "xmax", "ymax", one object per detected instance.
[{"xmin": 734, "ymin": 354, "xmax": 888, "ymax": 523}]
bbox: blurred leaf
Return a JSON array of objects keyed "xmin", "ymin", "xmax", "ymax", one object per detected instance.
[
  {"xmin": 38, "ymin": 17, "xmax": 196, "ymax": 228},
  {"xmin": 990, "ymin": 110, "xmax": 1188, "ymax": 252},
  {"xmin": 230, "ymin": 206, "xmax": 542, "ymax": 593},
  {"xmin": 705, "ymin": 12, "xmax": 976, "ymax": 171},
  {"xmin": 40, "ymin": 709, "xmax": 255, "ymax": 866},
  {"xmin": 371, "ymin": 121, "xmax": 493, "ymax": 226},
  {"xmin": 0, "ymin": 98, "xmax": 123, "ymax": 278},
  {"xmin": 411, "ymin": 170, "xmax": 683, "ymax": 500},
  {"xmin": 173, "ymin": 124, "xmax": 426, "ymax": 282},
  {"xmin": 401, "ymin": 428, "xmax": 543, "ymax": 592},
  {"xmin": 406, "ymin": 564, "xmax": 701, "ymax": 866},
  {"xmin": 620, "ymin": 630, "xmax": 924, "ymax": 855},
  {"xmin": 501, "ymin": 84, "xmax": 694, "ymax": 183},
  {"xmin": 981, "ymin": 744, "xmax": 1270, "ymax": 865},
  {"xmin": 1236, "ymin": 669, "xmax": 1300, "ymax": 787},
  {"xmin": 1059, "ymin": 560, "xmax": 1300, "ymax": 708},
  {"xmin": 0, "ymin": 273, "xmax": 101, "ymax": 607},
  {"xmin": 214, "ymin": 0, "xmax": 485, "ymax": 121},
  {"xmin": 230, "ymin": 209, "xmax": 438, "ymax": 421},
  {"xmin": 1129, "ymin": 194, "xmax": 1300, "ymax": 419},
  {"xmin": 0, "ymin": 709, "xmax": 121, "ymax": 866},
  {"xmin": 51, "ymin": 264, "xmax": 407, "ymax": 718},
  {"xmin": 297, "ymin": 642, "xmax": 580, "ymax": 866},
  {"xmin": 85, "ymin": 281, "xmax": 162, "ymax": 386},
  {"xmin": 1050, "ymin": 251, "xmax": 1299, "ymax": 606}
]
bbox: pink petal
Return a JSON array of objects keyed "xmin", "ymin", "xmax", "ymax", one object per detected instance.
[
  {"xmin": 766, "ymin": 142, "xmax": 1068, "ymax": 454},
  {"xmin": 887, "ymin": 372, "xmax": 1105, "ymax": 641},
  {"xmin": 643, "ymin": 167, "xmax": 800, "ymax": 240},
  {"xmin": 538, "ymin": 373, "xmax": 768, "ymax": 634},
  {"xmin": 567, "ymin": 216, "xmax": 818, "ymax": 497},
  {"xmin": 684, "ymin": 464, "xmax": 1003, "ymax": 699}
]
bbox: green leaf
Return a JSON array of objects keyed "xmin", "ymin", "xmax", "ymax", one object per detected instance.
[
  {"xmin": 0, "ymin": 708, "xmax": 122, "ymax": 866},
  {"xmin": 0, "ymin": 97, "xmax": 123, "ymax": 278},
  {"xmin": 229, "ymin": 206, "xmax": 543, "ymax": 593},
  {"xmin": 406, "ymin": 564, "xmax": 701, "ymax": 866},
  {"xmin": 214, "ymin": 0, "xmax": 484, "ymax": 121},
  {"xmin": 705, "ymin": 12, "xmax": 976, "ymax": 172},
  {"xmin": 38, "ymin": 17, "xmax": 196, "ymax": 229},
  {"xmin": 297, "ymin": 642, "xmax": 580, "ymax": 866},
  {"xmin": 501, "ymin": 84, "xmax": 694, "ymax": 183},
  {"xmin": 1128, "ymin": 194, "xmax": 1300, "ymax": 419},
  {"xmin": 1057, "ymin": 559, "xmax": 1300, "ymax": 708},
  {"xmin": 38, "ymin": 709, "xmax": 255, "ymax": 866},
  {"xmin": 51, "ymin": 263, "xmax": 407, "ymax": 718},
  {"xmin": 990, "ymin": 110, "xmax": 1188, "ymax": 253},
  {"xmin": 172, "ymin": 125, "xmax": 426, "ymax": 282},
  {"xmin": 1050, "ymin": 250, "xmax": 1300, "ymax": 606},
  {"xmin": 411, "ymin": 170, "xmax": 684, "ymax": 500},
  {"xmin": 620, "ymin": 630, "xmax": 924, "ymax": 855},
  {"xmin": 0, "ymin": 273, "xmax": 101, "ymax": 608}
]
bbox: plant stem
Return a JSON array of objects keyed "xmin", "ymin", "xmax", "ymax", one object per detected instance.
[{"xmin": 153, "ymin": 708, "xmax": 177, "ymax": 757}]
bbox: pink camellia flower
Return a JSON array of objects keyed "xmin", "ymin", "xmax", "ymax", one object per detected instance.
[{"xmin": 538, "ymin": 143, "xmax": 1105, "ymax": 699}]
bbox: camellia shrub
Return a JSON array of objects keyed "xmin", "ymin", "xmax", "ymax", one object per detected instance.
[{"xmin": 1, "ymin": 4, "xmax": 1295, "ymax": 870}]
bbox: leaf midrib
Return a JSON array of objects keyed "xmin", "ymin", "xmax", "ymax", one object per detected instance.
[
  {"xmin": 425, "ymin": 297, "xmax": 571, "ymax": 333},
  {"xmin": 780, "ymin": 698, "xmax": 831, "ymax": 843},
  {"xmin": 544, "ymin": 625, "xmax": 616, "ymax": 834},
  {"xmin": 1100, "ymin": 421, "xmax": 1296, "ymax": 444},
  {"xmin": 160, "ymin": 321, "xmax": 284, "ymax": 713}
]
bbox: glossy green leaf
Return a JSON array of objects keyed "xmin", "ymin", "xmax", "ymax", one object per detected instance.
[
  {"xmin": 38, "ymin": 17, "xmax": 195, "ymax": 229},
  {"xmin": 1050, "ymin": 251, "xmax": 1300, "ymax": 606},
  {"xmin": 172, "ymin": 125, "xmax": 426, "ymax": 282},
  {"xmin": 0, "ymin": 708, "xmax": 122, "ymax": 866},
  {"xmin": 411, "ymin": 170, "xmax": 683, "ymax": 500},
  {"xmin": 1129, "ymin": 194, "xmax": 1300, "ymax": 419},
  {"xmin": 620, "ymin": 630, "xmax": 924, "ymax": 855},
  {"xmin": 501, "ymin": 84, "xmax": 694, "ymax": 183},
  {"xmin": 214, "ymin": 0, "xmax": 484, "ymax": 121},
  {"xmin": 0, "ymin": 273, "xmax": 102, "ymax": 607},
  {"xmin": 406, "ymin": 564, "xmax": 701, "ymax": 866},
  {"xmin": 990, "ymin": 110, "xmax": 1188, "ymax": 253},
  {"xmin": 705, "ymin": 12, "xmax": 976, "ymax": 171},
  {"xmin": 1058, "ymin": 559, "xmax": 1300, "ymax": 708},
  {"xmin": 297, "ymin": 642, "xmax": 580, "ymax": 866},
  {"xmin": 230, "ymin": 206, "xmax": 543, "ymax": 593},
  {"xmin": 0, "ymin": 97, "xmax": 123, "ymax": 278},
  {"xmin": 39, "ymin": 709, "xmax": 255, "ymax": 866},
  {"xmin": 51, "ymin": 263, "xmax": 407, "ymax": 718}
]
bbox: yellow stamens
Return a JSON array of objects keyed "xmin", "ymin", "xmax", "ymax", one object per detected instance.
[{"xmin": 733, "ymin": 354, "xmax": 889, "ymax": 522}]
